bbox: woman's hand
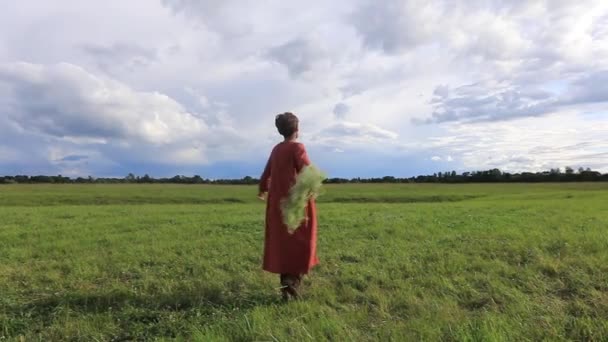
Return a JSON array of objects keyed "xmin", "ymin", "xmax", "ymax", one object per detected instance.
[{"xmin": 257, "ymin": 192, "xmax": 266, "ymax": 201}]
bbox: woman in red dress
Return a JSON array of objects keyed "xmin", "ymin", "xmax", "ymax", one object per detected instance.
[{"xmin": 258, "ymin": 112, "xmax": 318, "ymax": 300}]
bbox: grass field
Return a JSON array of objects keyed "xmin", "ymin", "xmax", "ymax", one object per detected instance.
[{"xmin": 1, "ymin": 183, "xmax": 607, "ymax": 341}]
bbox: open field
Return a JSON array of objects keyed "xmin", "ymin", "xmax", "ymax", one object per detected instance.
[{"xmin": 1, "ymin": 183, "xmax": 607, "ymax": 341}]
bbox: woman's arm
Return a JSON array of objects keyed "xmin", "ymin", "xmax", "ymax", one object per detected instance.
[
  {"xmin": 294, "ymin": 143, "xmax": 311, "ymax": 173},
  {"xmin": 258, "ymin": 156, "xmax": 271, "ymax": 199}
]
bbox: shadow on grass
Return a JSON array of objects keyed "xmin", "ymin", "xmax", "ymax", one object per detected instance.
[
  {"xmin": 5, "ymin": 286, "xmax": 282, "ymax": 340},
  {"xmin": 10, "ymin": 284, "xmax": 281, "ymax": 322}
]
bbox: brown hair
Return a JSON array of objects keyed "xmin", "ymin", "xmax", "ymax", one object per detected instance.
[{"xmin": 275, "ymin": 112, "xmax": 299, "ymax": 138}]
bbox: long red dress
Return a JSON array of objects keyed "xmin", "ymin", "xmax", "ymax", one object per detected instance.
[{"xmin": 259, "ymin": 141, "xmax": 318, "ymax": 275}]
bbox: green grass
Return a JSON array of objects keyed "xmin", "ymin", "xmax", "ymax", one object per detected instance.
[{"xmin": 1, "ymin": 183, "xmax": 607, "ymax": 341}]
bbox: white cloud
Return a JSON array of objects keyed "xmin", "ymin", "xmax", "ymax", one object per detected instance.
[
  {"xmin": 430, "ymin": 155, "xmax": 454, "ymax": 162},
  {"xmin": 426, "ymin": 111, "xmax": 608, "ymax": 172},
  {"xmin": 316, "ymin": 122, "xmax": 398, "ymax": 140},
  {"xmin": 0, "ymin": 0, "xmax": 606, "ymax": 176},
  {"xmin": 310, "ymin": 121, "xmax": 399, "ymax": 152},
  {"xmin": 0, "ymin": 62, "xmax": 249, "ymax": 168},
  {"xmin": 0, "ymin": 62, "xmax": 208, "ymax": 145}
]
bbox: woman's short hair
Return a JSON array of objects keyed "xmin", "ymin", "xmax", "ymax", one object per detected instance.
[{"xmin": 275, "ymin": 112, "xmax": 299, "ymax": 138}]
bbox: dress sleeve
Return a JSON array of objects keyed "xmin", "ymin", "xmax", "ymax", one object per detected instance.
[
  {"xmin": 259, "ymin": 155, "xmax": 271, "ymax": 193},
  {"xmin": 294, "ymin": 143, "xmax": 311, "ymax": 173}
]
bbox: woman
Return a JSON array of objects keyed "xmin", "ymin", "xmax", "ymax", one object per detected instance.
[{"xmin": 258, "ymin": 112, "xmax": 318, "ymax": 301}]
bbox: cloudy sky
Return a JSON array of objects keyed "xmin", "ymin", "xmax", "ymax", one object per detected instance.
[{"xmin": 1, "ymin": 1, "xmax": 607, "ymax": 178}]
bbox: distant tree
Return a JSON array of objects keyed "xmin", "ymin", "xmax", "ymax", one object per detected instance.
[
  {"xmin": 52, "ymin": 175, "xmax": 69, "ymax": 183},
  {"xmin": 1, "ymin": 177, "xmax": 16, "ymax": 184},
  {"xmin": 31, "ymin": 175, "xmax": 52, "ymax": 183},
  {"xmin": 565, "ymin": 166, "xmax": 574, "ymax": 175}
]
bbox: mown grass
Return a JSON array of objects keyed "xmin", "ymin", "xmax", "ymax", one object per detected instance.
[{"xmin": 0, "ymin": 183, "xmax": 607, "ymax": 341}]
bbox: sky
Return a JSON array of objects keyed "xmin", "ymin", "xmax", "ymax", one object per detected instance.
[{"xmin": 0, "ymin": 0, "xmax": 607, "ymax": 179}]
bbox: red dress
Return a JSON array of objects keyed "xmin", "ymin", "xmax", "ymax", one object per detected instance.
[{"xmin": 259, "ymin": 141, "xmax": 318, "ymax": 275}]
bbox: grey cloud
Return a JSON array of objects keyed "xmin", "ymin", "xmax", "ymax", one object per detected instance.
[
  {"xmin": 59, "ymin": 155, "xmax": 89, "ymax": 162},
  {"xmin": 0, "ymin": 67, "xmax": 129, "ymax": 139},
  {"xmin": 333, "ymin": 103, "xmax": 349, "ymax": 118},
  {"xmin": 0, "ymin": 114, "xmax": 98, "ymax": 175},
  {"xmin": 0, "ymin": 62, "xmax": 207, "ymax": 144},
  {"xmin": 352, "ymin": 1, "xmax": 439, "ymax": 53},
  {"xmin": 504, "ymin": 155, "xmax": 535, "ymax": 164},
  {"xmin": 160, "ymin": 0, "xmax": 256, "ymax": 37},
  {"xmin": 559, "ymin": 70, "xmax": 608, "ymax": 105},
  {"xmin": 424, "ymin": 69, "xmax": 608, "ymax": 123},
  {"xmin": 314, "ymin": 122, "xmax": 398, "ymax": 144},
  {"xmin": 0, "ymin": 62, "xmax": 263, "ymax": 169},
  {"xmin": 433, "ymin": 85, "xmax": 449, "ymax": 99},
  {"xmin": 592, "ymin": 14, "xmax": 608, "ymax": 39},
  {"xmin": 426, "ymin": 83, "xmax": 556, "ymax": 123},
  {"xmin": 430, "ymin": 84, "xmax": 450, "ymax": 104},
  {"xmin": 351, "ymin": 0, "xmax": 526, "ymax": 57},
  {"xmin": 351, "ymin": 0, "xmax": 607, "ymax": 83},
  {"xmin": 81, "ymin": 43, "xmax": 158, "ymax": 73},
  {"xmin": 160, "ymin": 0, "xmax": 353, "ymax": 41},
  {"xmin": 267, "ymin": 38, "xmax": 327, "ymax": 78}
]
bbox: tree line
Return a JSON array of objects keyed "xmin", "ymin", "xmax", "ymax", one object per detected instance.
[
  {"xmin": 325, "ymin": 167, "xmax": 607, "ymax": 184},
  {"xmin": 0, "ymin": 174, "xmax": 259, "ymax": 185},
  {"xmin": 1, "ymin": 167, "xmax": 606, "ymax": 185}
]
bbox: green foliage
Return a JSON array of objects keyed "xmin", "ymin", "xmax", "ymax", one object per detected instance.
[
  {"xmin": 280, "ymin": 165, "xmax": 327, "ymax": 232},
  {"xmin": 0, "ymin": 183, "xmax": 607, "ymax": 340}
]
